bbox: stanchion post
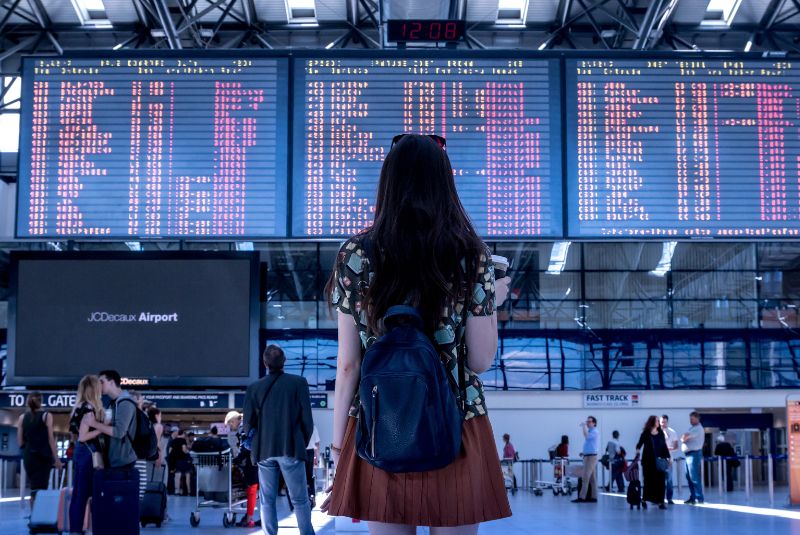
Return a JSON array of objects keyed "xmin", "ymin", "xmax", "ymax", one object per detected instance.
[
  {"xmin": 718, "ymin": 458, "xmax": 724, "ymax": 499},
  {"xmin": 768, "ymin": 455, "xmax": 774, "ymax": 507},
  {"xmin": 745, "ymin": 456, "xmax": 751, "ymax": 500},
  {"xmin": 20, "ymin": 461, "xmax": 27, "ymax": 509},
  {"xmin": 677, "ymin": 458, "xmax": 684, "ymax": 492},
  {"xmin": 0, "ymin": 459, "xmax": 4, "ymax": 499}
]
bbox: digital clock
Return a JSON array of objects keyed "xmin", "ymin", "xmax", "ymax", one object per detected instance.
[{"xmin": 386, "ymin": 20, "xmax": 466, "ymax": 42}]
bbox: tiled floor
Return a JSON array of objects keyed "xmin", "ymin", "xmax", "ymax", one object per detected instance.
[{"xmin": 1, "ymin": 488, "xmax": 798, "ymax": 534}]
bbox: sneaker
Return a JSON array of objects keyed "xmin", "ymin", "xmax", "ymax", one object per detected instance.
[
  {"xmin": 684, "ymin": 499, "xmax": 696, "ymax": 505},
  {"xmin": 696, "ymin": 500, "xmax": 704, "ymax": 504},
  {"xmin": 571, "ymin": 498, "xmax": 585, "ymax": 503},
  {"xmin": 659, "ymin": 504, "xmax": 667, "ymax": 510},
  {"xmin": 668, "ymin": 500, "xmax": 675, "ymax": 505},
  {"xmin": 585, "ymin": 498, "xmax": 598, "ymax": 503}
]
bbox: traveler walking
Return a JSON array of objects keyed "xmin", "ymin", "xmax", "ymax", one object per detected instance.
[
  {"xmin": 16, "ymin": 391, "xmax": 62, "ymax": 512},
  {"xmin": 605, "ymin": 431, "xmax": 625, "ymax": 493},
  {"xmin": 714, "ymin": 435, "xmax": 738, "ymax": 492},
  {"xmin": 322, "ymin": 134, "xmax": 513, "ymax": 534},
  {"xmin": 681, "ymin": 412, "xmax": 705, "ymax": 504},
  {"xmin": 660, "ymin": 414, "xmax": 680, "ymax": 504},
  {"xmin": 167, "ymin": 429, "xmax": 192, "ymax": 495},
  {"xmin": 635, "ymin": 416, "xmax": 670, "ymax": 510},
  {"xmin": 573, "ymin": 416, "xmax": 599, "ymax": 503},
  {"xmin": 243, "ymin": 344, "xmax": 315, "ymax": 535},
  {"xmin": 68, "ymin": 375, "xmax": 105, "ymax": 534}
]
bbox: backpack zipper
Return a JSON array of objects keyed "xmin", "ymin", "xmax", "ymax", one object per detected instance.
[{"xmin": 371, "ymin": 385, "xmax": 378, "ymax": 458}]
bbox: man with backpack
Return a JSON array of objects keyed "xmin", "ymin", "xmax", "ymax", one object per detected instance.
[
  {"xmin": 244, "ymin": 345, "xmax": 315, "ymax": 535},
  {"xmin": 87, "ymin": 370, "xmax": 138, "ymax": 469}
]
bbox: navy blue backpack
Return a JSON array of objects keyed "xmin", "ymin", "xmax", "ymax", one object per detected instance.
[{"xmin": 355, "ymin": 303, "xmax": 467, "ymax": 473}]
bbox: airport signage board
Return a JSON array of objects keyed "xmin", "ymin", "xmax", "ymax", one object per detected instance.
[
  {"xmin": 0, "ymin": 390, "xmax": 230, "ymax": 410},
  {"xmin": 583, "ymin": 392, "xmax": 641, "ymax": 409},
  {"xmin": 788, "ymin": 395, "xmax": 800, "ymax": 505},
  {"xmin": 0, "ymin": 391, "xmax": 77, "ymax": 409}
]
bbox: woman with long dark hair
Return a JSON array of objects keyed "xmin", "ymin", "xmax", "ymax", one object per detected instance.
[
  {"xmin": 321, "ymin": 134, "xmax": 512, "ymax": 534},
  {"xmin": 16, "ymin": 391, "xmax": 62, "ymax": 512},
  {"xmin": 635, "ymin": 415, "xmax": 671, "ymax": 509}
]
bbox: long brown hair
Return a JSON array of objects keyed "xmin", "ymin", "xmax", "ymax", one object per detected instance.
[
  {"xmin": 643, "ymin": 415, "xmax": 660, "ymax": 433},
  {"xmin": 328, "ymin": 135, "xmax": 485, "ymax": 335},
  {"xmin": 27, "ymin": 391, "xmax": 42, "ymax": 414}
]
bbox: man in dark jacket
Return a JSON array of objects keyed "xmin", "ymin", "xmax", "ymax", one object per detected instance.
[{"xmin": 244, "ymin": 345, "xmax": 315, "ymax": 535}]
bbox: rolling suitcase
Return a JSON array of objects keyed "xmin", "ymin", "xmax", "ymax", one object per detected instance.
[
  {"xmin": 627, "ymin": 479, "xmax": 642, "ymax": 510},
  {"xmin": 93, "ymin": 467, "xmax": 141, "ymax": 535},
  {"xmin": 28, "ymin": 469, "xmax": 65, "ymax": 533},
  {"xmin": 140, "ymin": 465, "xmax": 167, "ymax": 528}
]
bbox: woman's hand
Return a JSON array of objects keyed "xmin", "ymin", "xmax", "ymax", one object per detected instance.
[
  {"xmin": 495, "ymin": 276, "xmax": 511, "ymax": 307},
  {"xmin": 320, "ymin": 482, "xmax": 334, "ymax": 513}
]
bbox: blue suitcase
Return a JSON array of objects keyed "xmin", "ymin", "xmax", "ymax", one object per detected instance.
[{"xmin": 93, "ymin": 468, "xmax": 140, "ymax": 535}]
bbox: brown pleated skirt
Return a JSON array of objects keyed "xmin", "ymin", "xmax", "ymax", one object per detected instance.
[{"xmin": 327, "ymin": 415, "xmax": 512, "ymax": 527}]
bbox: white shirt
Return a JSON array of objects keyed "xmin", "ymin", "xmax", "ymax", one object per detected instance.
[
  {"xmin": 663, "ymin": 426, "xmax": 682, "ymax": 459},
  {"xmin": 307, "ymin": 425, "xmax": 320, "ymax": 450},
  {"xmin": 681, "ymin": 423, "xmax": 705, "ymax": 453}
]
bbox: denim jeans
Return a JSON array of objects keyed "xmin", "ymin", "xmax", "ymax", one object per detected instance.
[
  {"xmin": 665, "ymin": 461, "xmax": 673, "ymax": 501},
  {"xmin": 685, "ymin": 450, "xmax": 704, "ymax": 502},
  {"xmin": 258, "ymin": 456, "xmax": 315, "ymax": 535},
  {"xmin": 69, "ymin": 442, "xmax": 93, "ymax": 533}
]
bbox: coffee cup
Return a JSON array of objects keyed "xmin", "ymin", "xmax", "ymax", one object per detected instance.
[{"xmin": 491, "ymin": 255, "xmax": 509, "ymax": 279}]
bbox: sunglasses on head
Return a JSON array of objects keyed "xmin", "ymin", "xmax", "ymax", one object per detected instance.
[{"xmin": 391, "ymin": 134, "xmax": 447, "ymax": 151}]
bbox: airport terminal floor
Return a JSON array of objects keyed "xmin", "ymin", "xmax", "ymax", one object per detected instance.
[{"xmin": 2, "ymin": 490, "xmax": 799, "ymax": 534}]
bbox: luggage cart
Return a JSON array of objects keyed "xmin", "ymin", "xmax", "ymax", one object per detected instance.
[
  {"xmin": 534, "ymin": 457, "xmax": 575, "ymax": 496},
  {"xmin": 188, "ymin": 448, "xmax": 248, "ymax": 528},
  {"xmin": 500, "ymin": 460, "xmax": 517, "ymax": 495}
]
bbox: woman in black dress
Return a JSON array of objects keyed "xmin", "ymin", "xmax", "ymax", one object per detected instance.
[{"xmin": 635, "ymin": 415, "xmax": 671, "ymax": 510}]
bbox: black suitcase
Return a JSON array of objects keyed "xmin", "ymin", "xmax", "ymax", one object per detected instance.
[
  {"xmin": 93, "ymin": 468, "xmax": 141, "ymax": 535},
  {"xmin": 140, "ymin": 466, "xmax": 167, "ymax": 528},
  {"xmin": 627, "ymin": 479, "xmax": 642, "ymax": 510}
]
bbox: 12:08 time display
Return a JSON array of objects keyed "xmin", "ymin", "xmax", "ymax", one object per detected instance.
[{"xmin": 386, "ymin": 20, "xmax": 466, "ymax": 42}]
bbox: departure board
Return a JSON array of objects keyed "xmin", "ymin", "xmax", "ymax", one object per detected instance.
[
  {"xmin": 566, "ymin": 58, "xmax": 800, "ymax": 238},
  {"xmin": 17, "ymin": 55, "xmax": 288, "ymax": 238},
  {"xmin": 293, "ymin": 56, "xmax": 563, "ymax": 237}
]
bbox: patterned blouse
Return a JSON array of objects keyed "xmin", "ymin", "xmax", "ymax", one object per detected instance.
[{"xmin": 331, "ymin": 235, "xmax": 496, "ymax": 421}]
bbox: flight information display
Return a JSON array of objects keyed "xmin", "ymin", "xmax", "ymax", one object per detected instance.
[
  {"xmin": 17, "ymin": 55, "xmax": 288, "ymax": 238},
  {"xmin": 293, "ymin": 56, "xmax": 563, "ymax": 237},
  {"xmin": 566, "ymin": 58, "xmax": 800, "ymax": 238}
]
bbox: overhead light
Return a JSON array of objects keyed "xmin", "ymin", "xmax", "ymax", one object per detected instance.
[
  {"xmin": 125, "ymin": 241, "xmax": 141, "ymax": 252},
  {"xmin": 546, "ymin": 241, "xmax": 571, "ymax": 275},
  {"xmin": 71, "ymin": 0, "xmax": 110, "ymax": 25},
  {"xmin": 744, "ymin": 39, "xmax": 753, "ymax": 52},
  {"xmin": 650, "ymin": 241, "xmax": 678, "ymax": 277},
  {"xmin": 235, "ymin": 242, "xmax": 254, "ymax": 251},
  {"xmin": 286, "ymin": 0, "xmax": 317, "ymax": 23},
  {"xmin": 112, "ymin": 42, "xmax": 124, "ymax": 51},
  {"xmin": 537, "ymin": 41, "xmax": 548, "ymax": 50},
  {"xmin": 496, "ymin": 0, "xmax": 529, "ymax": 25},
  {"xmin": 701, "ymin": 0, "xmax": 744, "ymax": 27}
]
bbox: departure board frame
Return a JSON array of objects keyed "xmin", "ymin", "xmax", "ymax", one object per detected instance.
[
  {"xmin": 16, "ymin": 50, "xmax": 291, "ymax": 240},
  {"xmin": 563, "ymin": 50, "xmax": 800, "ymax": 240},
  {"xmin": 7, "ymin": 250, "xmax": 261, "ymax": 388},
  {"xmin": 289, "ymin": 49, "xmax": 566, "ymax": 240}
]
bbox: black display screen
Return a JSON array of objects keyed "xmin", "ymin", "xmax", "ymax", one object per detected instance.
[
  {"xmin": 17, "ymin": 55, "xmax": 289, "ymax": 238},
  {"xmin": 8, "ymin": 252, "xmax": 259, "ymax": 387},
  {"xmin": 566, "ymin": 58, "xmax": 800, "ymax": 238}
]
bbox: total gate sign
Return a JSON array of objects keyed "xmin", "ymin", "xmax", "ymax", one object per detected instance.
[{"xmin": 583, "ymin": 392, "xmax": 641, "ymax": 409}]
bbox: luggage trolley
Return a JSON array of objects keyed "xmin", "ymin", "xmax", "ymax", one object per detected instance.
[
  {"xmin": 534, "ymin": 457, "xmax": 575, "ymax": 496},
  {"xmin": 188, "ymin": 448, "xmax": 248, "ymax": 528}
]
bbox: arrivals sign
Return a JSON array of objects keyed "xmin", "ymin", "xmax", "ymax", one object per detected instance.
[{"xmin": 583, "ymin": 392, "xmax": 640, "ymax": 409}]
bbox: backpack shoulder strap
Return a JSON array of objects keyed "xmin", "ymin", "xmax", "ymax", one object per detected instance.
[
  {"xmin": 457, "ymin": 297, "xmax": 468, "ymax": 414},
  {"xmin": 117, "ymin": 397, "xmax": 138, "ymax": 443}
]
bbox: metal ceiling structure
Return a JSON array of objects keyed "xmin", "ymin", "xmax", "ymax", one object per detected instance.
[{"xmin": 0, "ymin": 0, "xmax": 798, "ymax": 74}]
